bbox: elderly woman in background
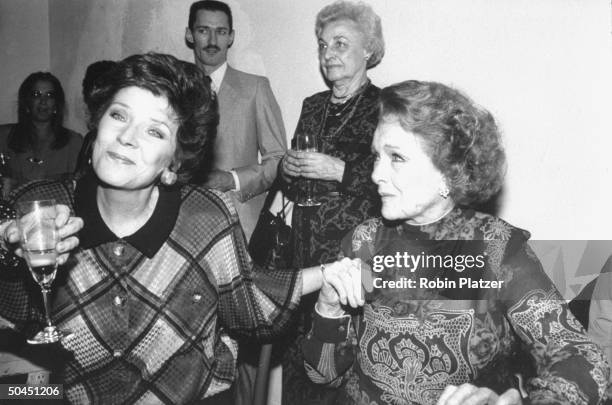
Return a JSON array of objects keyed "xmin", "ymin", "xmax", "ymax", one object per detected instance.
[
  {"xmin": 0, "ymin": 53, "xmax": 355, "ymax": 404},
  {"xmin": 303, "ymin": 80, "xmax": 609, "ymax": 404},
  {"xmin": 0, "ymin": 72, "xmax": 82, "ymax": 197},
  {"xmin": 279, "ymin": 1, "xmax": 384, "ymax": 402}
]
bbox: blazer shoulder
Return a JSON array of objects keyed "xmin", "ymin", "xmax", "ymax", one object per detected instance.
[{"xmin": 225, "ymin": 66, "xmax": 269, "ymax": 88}]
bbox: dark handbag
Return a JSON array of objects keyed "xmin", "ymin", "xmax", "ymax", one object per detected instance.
[{"xmin": 248, "ymin": 184, "xmax": 292, "ymax": 268}]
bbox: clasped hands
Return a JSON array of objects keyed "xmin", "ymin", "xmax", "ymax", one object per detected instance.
[
  {"xmin": 1, "ymin": 204, "xmax": 83, "ymax": 266},
  {"xmin": 282, "ymin": 150, "xmax": 345, "ymax": 182},
  {"xmin": 316, "ymin": 258, "xmax": 365, "ymax": 317}
]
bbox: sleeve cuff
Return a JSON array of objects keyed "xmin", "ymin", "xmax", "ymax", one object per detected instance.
[
  {"xmin": 230, "ymin": 170, "xmax": 241, "ymax": 192},
  {"xmin": 312, "ymin": 307, "xmax": 351, "ymax": 343},
  {"xmin": 339, "ymin": 160, "xmax": 351, "ymax": 190}
]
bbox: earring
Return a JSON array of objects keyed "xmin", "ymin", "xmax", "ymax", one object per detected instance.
[
  {"xmin": 161, "ymin": 170, "xmax": 177, "ymax": 185},
  {"xmin": 439, "ymin": 184, "xmax": 450, "ymax": 199}
]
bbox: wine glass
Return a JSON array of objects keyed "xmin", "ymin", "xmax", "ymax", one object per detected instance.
[
  {"xmin": 0, "ymin": 153, "xmax": 11, "ymax": 199},
  {"xmin": 295, "ymin": 132, "xmax": 321, "ymax": 207},
  {"xmin": 16, "ymin": 199, "xmax": 73, "ymax": 344}
]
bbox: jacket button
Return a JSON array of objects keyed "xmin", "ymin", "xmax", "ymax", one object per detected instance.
[
  {"xmin": 113, "ymin": 244, "xmax": 125, "ymax": 256},
  {"xmin": 113, "ymin": 296, "xmax": 124, "ymax": 306},
  {"xmin": 113, "ymin": 349, "xmax": 123, "ymax": 358},
  {"xmin": 192, "ymin": 293, "xmax": 203, "ymax": 303},
  {"xmin": 338, "ymin": 325, "xmax": 346, "ymax": 333}
]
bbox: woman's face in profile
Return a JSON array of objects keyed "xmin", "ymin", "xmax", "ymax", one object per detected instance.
[
  {"xmin": 317, "ymin": 19, "xmax": 369, "ymax": 84},
  {"xmin": 29, "ymin": 80, "xmax": 57, "ymax": 123},
  {"xmin": 371, "ymin": 119, "xmax": 447, "ymax": 223},
  {"xmin": 92, "ymin": 86, "xmax": 179, "ymax": 190}
]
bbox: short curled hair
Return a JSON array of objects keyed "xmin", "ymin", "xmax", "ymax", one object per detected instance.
[
  {"xmin": 315, "ymin": 0, "xmax": 385, "ymax": 68},
  {"xmin": 88, "ymin": 53, "xmax": 218, "ymax": 185},
  {"xmin": 379, "ymin": 80, "xmax": 506, "ymax": 205}
]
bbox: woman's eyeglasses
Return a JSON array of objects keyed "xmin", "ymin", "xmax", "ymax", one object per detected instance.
[{"xmin": 30, "ymin": 91, "xmax": 56, "ymax": 100}]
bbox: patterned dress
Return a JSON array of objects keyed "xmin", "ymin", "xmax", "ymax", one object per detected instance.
[
  {"xmin": 303, "ymin": 208, "xmax": 609, "ymax": 405},
  {"xmin": 280, "ymin": 83, "xmax": 381, "ymax": 404}
]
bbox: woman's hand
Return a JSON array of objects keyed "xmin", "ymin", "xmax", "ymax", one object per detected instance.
[
  {"xmin": 281, "ymin": 150, "xmax": 345, "ymax": 182},
  {"xmin": 280, "ymin": 150, "xmax": 301, "ymax": 182},
  {"xmin": 317, "ymin": 258, "xmax": 364, "ymax": 317},
  {"xmin": 437, "ymin": 384, "xmax": 522, "ymax": 405},
  {"xmin": 1, "ymin": 204, "xmax": 83, "ymax": 266}
]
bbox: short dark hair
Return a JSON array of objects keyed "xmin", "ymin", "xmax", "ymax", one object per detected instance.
[
  {"xmin": 10, "ymin": 72, "xmax": 69, "ymax": 152},
  {"xmin": 188, "ymin": 0, "xmax": 233, "ymax": 31},
  {"xmin": 379, "ymin": 80, "xmax": 506, "ymax": 206},
  {"xmin": 82, "ymin": 60, "xmax": 117, "ymax": 108},
  {"xmin": 88, "ymin": 53, "xmax": 218, "ymax": 184}
]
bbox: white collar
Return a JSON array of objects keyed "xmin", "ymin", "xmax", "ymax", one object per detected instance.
[{"xmin": 208, "ymin": 62, "xmax": 228, "ymax": 92}]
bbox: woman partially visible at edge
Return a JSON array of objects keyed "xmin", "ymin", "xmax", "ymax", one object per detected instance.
[
  {"xmin": 279, "ymin": 1, "xmax": 384, "ymax": 402},
  {"xmin": 0, "ymin": 53, "xmax": 361, "ymax": 404},
  {"xmin": 0, "ymin": 72, "xmax": 82, "ymax": 197},
  {"xmin": 303, "ymin": 80, "xmax": 609, "ymax": 404}
]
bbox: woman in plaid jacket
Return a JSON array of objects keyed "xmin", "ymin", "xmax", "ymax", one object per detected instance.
[{"xmin": 0, "ymin": 53, "xmax": 362, "ymax": 404}]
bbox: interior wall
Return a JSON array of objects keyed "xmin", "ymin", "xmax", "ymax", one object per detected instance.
[
  {"xmin": 2, "ymin": 0, "xmax": 612, "ymax": 245},
  {"xmin": 0, "ymin": 0, "xmax": 51, "ymax": 123}
]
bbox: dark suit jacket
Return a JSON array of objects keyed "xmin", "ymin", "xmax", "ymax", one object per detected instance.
[{"xmin": 214, "ymin": 66, "xmax": 286, "ymax": 239}]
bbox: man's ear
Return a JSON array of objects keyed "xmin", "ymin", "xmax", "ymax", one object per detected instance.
[
  {"xmin": 185, "ymin": 27, "xmax": 194, "ymax": 45},
  {"xmin": 228, "ymin": 30, "xmax": 235, "ymax": 48}
]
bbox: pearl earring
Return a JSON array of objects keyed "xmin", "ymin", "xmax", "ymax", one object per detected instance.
[{"xmin": 161, "ymin": 170, "xmax": 177, "ymax": 186}]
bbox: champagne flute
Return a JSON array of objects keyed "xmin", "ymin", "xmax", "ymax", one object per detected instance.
[
  {"xmin": 295, "ymin": 132, "xmax": 321, "ymax": 207},
  {"xmin": 16, "ymin": 199, "xmax": 73, "ymax": 344}
]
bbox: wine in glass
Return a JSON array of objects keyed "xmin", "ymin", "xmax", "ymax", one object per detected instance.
[
  {"xmin": 295, "ymin": 132, "xmax": 321, "ymax": 207},
  {"xmin": 17, "ymin": 199, "xmax": 73, "ymax": 344}
]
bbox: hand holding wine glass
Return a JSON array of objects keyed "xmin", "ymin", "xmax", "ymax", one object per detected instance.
[
  {"xmin": 295, "ymin": 132, "xmax": 321, "ymax": 207},
  {"xmin": 16, "ymin": 199, "xmax": 74, "ymax": 344}
]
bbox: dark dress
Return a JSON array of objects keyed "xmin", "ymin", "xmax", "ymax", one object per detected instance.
[
  {"xmin": 0, "ymin": 124, "xmax": 82, "ymax": 188},
  {"xmin": 302, "ymin": 208, "xmax": 609, "ymax": 404},
  {"xmin": 280, "ymin": 83, "xmax": 381, "ymax": 404}
]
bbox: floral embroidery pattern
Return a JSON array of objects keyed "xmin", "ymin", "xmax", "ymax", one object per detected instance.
[
  {"xmin": 480, "ymin": 217, "xmax": 512, "ymax": 241},
  {"xmin": 468, "ymin": 314, "xmax": 500, "ymax": 369},
  {"xmin": 358, "ymin": 305, "xmax": 475, "ymax": 404},
  {"xmin": 352, "ymin": 218, "xmax": 381, "ymax": 253}
]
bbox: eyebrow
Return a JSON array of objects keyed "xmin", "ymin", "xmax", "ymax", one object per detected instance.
[
  {"xmin": 111, "ymin": 101, "xmax": 173, "ymax": 129},
  {"xmin": 150, "ymin": 118, "xmax": 173, "ymax": 132},
  {"xmin": 194, "ymin": 24, "xmax": 228, "ymax": 30}
]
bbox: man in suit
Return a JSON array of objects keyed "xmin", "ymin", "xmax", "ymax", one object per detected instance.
[{"xmin": 186, "ymin": 0, "xmax": 286, "ymax": 241}]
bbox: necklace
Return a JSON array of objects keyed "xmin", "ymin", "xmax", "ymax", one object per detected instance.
[
  {"xmin": 330, "ymin": 79, "xmax": 370, "ymax": 104},
  {"xmin": 406, "ymin": 205, "xmax": 455, "ymax": 226},
  {"xmin": 318, "ymin": 92, "xmax": 362, "ymax": 141},
  {"xmin": 328, "ymin": 94, "xmax": 359, "ymax": 117}
]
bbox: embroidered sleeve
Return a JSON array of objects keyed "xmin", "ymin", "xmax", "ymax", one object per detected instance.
[
  {"xmin": 303, "ymin": 309, "xmax": 355, "ymax": 387},
  {"xmin": 500, "ymin": 241, "xmax": 609, "ymax": 404}
]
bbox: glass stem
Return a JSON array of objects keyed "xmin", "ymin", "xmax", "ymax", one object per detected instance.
[{"xmin": 41, "ymin": 287, "xmax": 53, "ymax": 327}]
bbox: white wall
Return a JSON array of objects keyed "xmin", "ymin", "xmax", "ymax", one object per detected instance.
[
  {"xmin": 2, "ymin": 0, "xmax": 612, "ymax": 243},
  {"xmin": 0, "ymin": 0, "xmax": 51, "ymax": 123}
]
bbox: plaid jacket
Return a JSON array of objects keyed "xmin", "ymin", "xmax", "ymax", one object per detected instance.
[{"xmin": 0, "ymin": 176, "xmax": 301, "ymax": 404}]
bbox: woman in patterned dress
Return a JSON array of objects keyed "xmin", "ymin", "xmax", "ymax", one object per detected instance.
[
  {"xmin": 278, "ymin": 1, "xmax": 384, "ymax": 403},
  {"xmin": 302, "ymin": 80, "xmax": 609, "ymax": 404}
]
